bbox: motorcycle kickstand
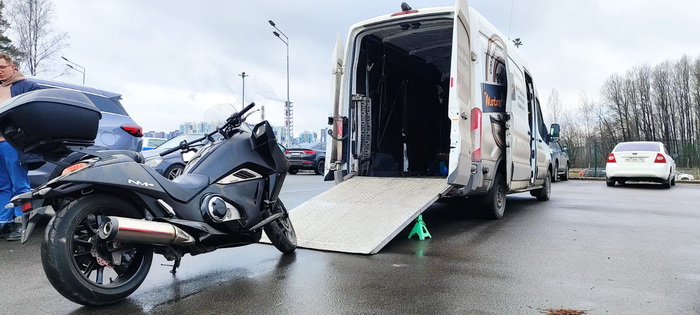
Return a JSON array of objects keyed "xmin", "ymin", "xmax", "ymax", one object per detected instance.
[
  {"xmin": 162, "ymin": 258, "xmax": 182, "ymax": 274},
  {"xmin": 170, "ymin": 258, "xmax": 181, "ymax": 274}
]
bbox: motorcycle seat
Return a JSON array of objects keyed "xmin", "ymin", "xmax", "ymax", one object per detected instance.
[{"xmin": 143, "ymin": 167, "xmax": 209, "ymax": 202}]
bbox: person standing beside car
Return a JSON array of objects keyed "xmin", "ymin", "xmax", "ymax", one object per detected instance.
[{"xmin": 0, "ymin": 53, "xmax": 40, "ymax": 241}]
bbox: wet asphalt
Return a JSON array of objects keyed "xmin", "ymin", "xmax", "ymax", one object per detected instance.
[{"xmin": 1, "ymin": 173, "xmax": 699, "ymax": 314}]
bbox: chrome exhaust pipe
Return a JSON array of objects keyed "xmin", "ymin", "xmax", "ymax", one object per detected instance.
[{"xmin": 98, "ymin": 216, "xmax": 195, "ymax": 245}]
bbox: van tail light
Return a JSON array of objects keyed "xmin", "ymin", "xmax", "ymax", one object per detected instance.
[
  {"xmin": 654, "ymin": 153, "xmax": 667, "ymax": 163},
  {"xmin": 470, "ymin": 108, "xmax": 482, "ymax": 162},
  {"xmin": 607, "ymin": 153, "xmax": 616, "ymax": 163},
  {"xmin": 121, "ymin": 124, "xmax": 143, "ymax": 137}
]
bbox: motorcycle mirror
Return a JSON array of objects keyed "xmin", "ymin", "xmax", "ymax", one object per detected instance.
[{"xmin": 182, "ymin": 149, "xmax": 197, "ymax": 163}]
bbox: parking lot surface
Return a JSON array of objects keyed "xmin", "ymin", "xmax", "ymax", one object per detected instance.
[{"xmin": 1, "ymin": 175, "xmax": 698, "ymax": 314}]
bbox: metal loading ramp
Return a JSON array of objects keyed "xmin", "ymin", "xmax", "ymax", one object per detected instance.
[{"xmin": 266, "ymin": 177, "xmax": 450, "ymax": 254}]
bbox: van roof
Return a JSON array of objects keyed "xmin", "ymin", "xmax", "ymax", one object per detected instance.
[{"xmin": 349, "ymin": 6, "xmax": 453, "ymax": 30}]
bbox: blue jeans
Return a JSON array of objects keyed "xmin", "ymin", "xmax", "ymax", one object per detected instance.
[{"xmin": 0, "ymin": 141, "xmax": 30, "ymax": 223}]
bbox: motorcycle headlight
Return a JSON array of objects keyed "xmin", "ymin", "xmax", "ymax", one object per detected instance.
[{"xmin": 145, "ymin": 158, "xmax": 163, "ymax": 168}]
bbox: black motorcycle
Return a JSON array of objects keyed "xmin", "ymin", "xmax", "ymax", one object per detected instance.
[{"xmin": 1, "ymin": 89, "xmax": 296, "ymax": 306}]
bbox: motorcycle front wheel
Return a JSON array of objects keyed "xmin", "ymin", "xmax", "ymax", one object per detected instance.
[
  {"xmin": 263, "ymin": 200, "xmax": 297, "ymax": 254},
  {"xmin": 42, "ymin": 194, "xmax": 153, "ymax": 306}
]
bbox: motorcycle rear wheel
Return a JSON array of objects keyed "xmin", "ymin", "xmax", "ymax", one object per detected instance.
[
  {"xmin": 42, "ymin": 194, "xmax": 153, "ymax": 306},
  {"xmin": 263, "ymin": 200, "xmax": 297, "ymax": 254}
]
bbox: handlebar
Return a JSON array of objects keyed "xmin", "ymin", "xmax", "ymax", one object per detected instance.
[
  {"xmin": 240, "ymin": 102, "xmax": 255, "ymax": 116},
  {"xmin": 158, "ymin": 140, "xmax": 193, "ymax": 157},
  {"xmin": 158, "ymin": 102, "xmax": 256, "ymax": 157},
  {"xmin": 158, "ymin": 129, "xmax": 218, "ymax": 157}
]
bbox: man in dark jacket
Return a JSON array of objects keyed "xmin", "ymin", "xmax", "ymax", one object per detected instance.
[{"xmin": 0, "ymin": 53, "xmax": 40, "ymax": 241}]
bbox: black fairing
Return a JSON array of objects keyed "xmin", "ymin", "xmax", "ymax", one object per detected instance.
[
  {"xmin": 41, "ymin": 119, "xmax": 288, "ymax": 249},
  {"xmin": 187, "ymin": 122, "xmax": 288, "ymax": 178}
]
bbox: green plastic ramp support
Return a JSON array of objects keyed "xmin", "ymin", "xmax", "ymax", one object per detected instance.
[{"xmin": 408, "ymin": 214, "xmax": 431, "ymax": 240}]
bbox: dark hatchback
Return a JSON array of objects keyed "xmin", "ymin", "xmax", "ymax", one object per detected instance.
[{"xmin": 285, "ymin": 141, "xmax": 325, "ymax": 175}]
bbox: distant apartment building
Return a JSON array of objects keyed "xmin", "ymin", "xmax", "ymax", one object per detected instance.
[
  {"xmin": 179, "ymin": 121, "xmax": 226, "ymax": 134},
  {"xmin": 319, "ymin": 128, "xmax": 328, "ymax": 143},
  {"xmin": 144, "ymin": 130, "xmax": 181, "ymax": 139},
  {"xmin": 298, "ymin": 131, "xmax": 317, "ymax": 143}
]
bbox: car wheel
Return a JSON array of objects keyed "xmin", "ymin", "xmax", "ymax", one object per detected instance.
[
  {"xmin": 605, "ymin": 177, "xmax": 615, "ymax": 186},
  {"xmin": 662, "ymin": 173, "xmax": 672, "ymax": 189},
  {"xmin": 165, "ymin": 164, "xmax": 185, "ymax": 179},
  {"xmin": 314, "ymin": 159, "xmax": 325, "ymax": 175},
  {"xmin": 561, "ymin": 163, "xmax": 569, "ymax": 181},
  {"xmin": 671, "ymin": 175, "xmax": 676, "ymax": 186},
  {"xmin": 552, "ymin": 162, "xmax": 559, "ymax": 182},
  {"xmin": 288, "ymin": 168, "xmax": 299, "ymax": 175}
]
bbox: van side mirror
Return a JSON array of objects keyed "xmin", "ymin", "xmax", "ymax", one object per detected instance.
[{"xmin": 550, "ymin": 123, "xmax": 560, "ymax": 142}]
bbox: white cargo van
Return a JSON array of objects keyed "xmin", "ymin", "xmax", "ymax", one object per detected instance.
[
  {"xmin": 280, "ymin": 1, "xmax": 559, "ymax": 254},
  {"xmin": 325, "ymin": 0, "xmax": 558, "ymax": 217}
]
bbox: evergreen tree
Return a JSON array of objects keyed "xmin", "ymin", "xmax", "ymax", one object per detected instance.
[{"xmin": 0, "ymin": 1, "xmax": 20, "ymax": 58}]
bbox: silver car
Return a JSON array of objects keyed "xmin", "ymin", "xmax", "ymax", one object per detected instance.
[{"xmin": 26, "ymin": 78, "xmax": 142, "ymax": 187}]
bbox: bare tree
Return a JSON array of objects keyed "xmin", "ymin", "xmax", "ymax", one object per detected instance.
[
  {"xmin": 7, "ymin": 0, "xmax": 68, "ymax": 75},
  {"xmin": 545, "ymin": 88, "xmax": 562, "ymax": 124},
  {"xmin": 635, "ymin": 65, "xmax": 655, "ymax": 140},
  {"xmin": 601, "ymin": 74, "xmax": 628, "ymax": 141}
]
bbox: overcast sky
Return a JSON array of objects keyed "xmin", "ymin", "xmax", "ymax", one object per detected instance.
[{"xmin": 30, "ymin": 0, "xmax": 700, "ymax": 135}]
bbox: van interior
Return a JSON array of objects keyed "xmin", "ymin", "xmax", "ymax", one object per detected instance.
[{"xmin": 352, "ymin": 19, "xmax": 454, "ymax": 178}]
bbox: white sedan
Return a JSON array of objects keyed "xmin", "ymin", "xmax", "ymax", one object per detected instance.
[
  {"xmin": 605, "ymin": 141, "xmax": 676, "ymax": 188},
  {"xmin": 675, "ymin": 171, "xmax": 695, "ymax": 181}
]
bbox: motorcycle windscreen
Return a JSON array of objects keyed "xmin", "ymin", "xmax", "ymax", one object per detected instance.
[{"xmin": 447, "ymin": 0, "xmax": 473, "ymax": 186}]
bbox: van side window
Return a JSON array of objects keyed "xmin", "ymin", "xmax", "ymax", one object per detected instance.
[
  {"xmin": 535, "ymin": 98, "xmax": 548, "ymax": 140},
  {"xmin": 84, "ymin": 94, "xmax": 128, "ymax": 115}
]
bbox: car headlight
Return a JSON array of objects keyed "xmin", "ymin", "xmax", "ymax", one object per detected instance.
[{"xmin": 145, "ymin": 158, "xmax": 163, "ymax": 168}]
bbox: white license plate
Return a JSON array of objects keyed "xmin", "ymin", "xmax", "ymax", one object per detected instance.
[
  {"xmin": 626, "ymin": 157, "xmax": 644, "ymax": 162},
  {"xmin": 291, "ymin": 152, "xmax": 301, "ymax": 156}
]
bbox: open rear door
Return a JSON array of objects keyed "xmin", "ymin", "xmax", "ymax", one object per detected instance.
[
  {"xmin": 325, "ymin": 34, "xmax": 345, "ymax": 182},
  {"xmin": 447, "ymin": 0, "xmax": 473, "ymax": 186}
]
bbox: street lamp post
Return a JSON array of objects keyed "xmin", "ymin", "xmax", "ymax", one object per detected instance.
[
  {"xmin": 61, "ymin": 56, "xmax": 85, "ymax": 84},
  {"xmin": 238, "ymin": 71, "xmax": 248, "ymax": 110},
  {"xmin": 269, "ymin": 20, "xmax": 292, "ymax": 147}
]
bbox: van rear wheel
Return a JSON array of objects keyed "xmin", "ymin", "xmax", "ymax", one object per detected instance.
[
  {"xmin": 479, "ymin": 172, "xmax": 506, "ymax": 219},
  {"xmin": 531, "ymin": 170, "xmax": 552, "ymax": 201}
]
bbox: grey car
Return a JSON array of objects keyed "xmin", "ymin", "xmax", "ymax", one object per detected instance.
[
  {"xmin": 25, "ymin": 78, "xmax": 142, "ymax": 187},
  {"xmin": 549, "ymin": 140, "xmax": 570, "ymax": 181},
  {"xmin": 142, "ymin": 133, "xmax": 221, "ymax": 179}
]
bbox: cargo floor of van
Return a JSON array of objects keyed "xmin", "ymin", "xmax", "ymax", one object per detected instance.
[{"xmin": 261, "ymin": 177, "xmax": 450, "ymax": 254}]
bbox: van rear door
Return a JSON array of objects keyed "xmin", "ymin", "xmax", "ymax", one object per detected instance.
[
  {"xmin": 447, "ymin": 0, "xmax": 473, "ymax": 186},
  {"xmin": 326, "ymin": 34, "xmax": 345, "ymax": 182}
]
